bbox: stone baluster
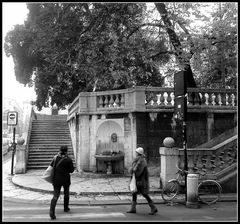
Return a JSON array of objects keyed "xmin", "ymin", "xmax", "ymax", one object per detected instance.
[
  {"xmin": 226, "ymin": 93, "xmax": 231, "ymax": 106},
  {"xmin": 115, "ymin": 94, "xmax": 120, "ymax": 107},
  {"xmin": 160, "ymin": 93, "xmax": 165, "ymax": 105},
  {"xmin": 219, "ymin": 151, "xmax": 225, "ymax": 169},
  {"xmin": 208, "ymin": 93, "xmax": 213, "ymax": 106},
  {"xmin": 221, "ymin": 93, "xmax": 227, "ymax": 106},
  {"xmin": 231, "ymin": 94, "xmax": 235, "ymax": 106},
  {"xmin": 157, "ymin": 94, "xmax": 161, "ymax": 105},
  {"xmin": 227, "ymin": 150, "xmax": 234, "ymax": 164},
  {"xmin": 210, "ymin": 155, "xmax": 216, "ymax": 174},
  {"xmin": 215, "ymin": 93, "xmax": 220, "ymax": 106},
  {"xmin": 188, "ymin": 92, "xmax": 194, "ymax": 106},
  {"xmin": 120, "ymin": 94, "xmax": 125, "ymax": 108},
  {"xmin": 234, "ymin": 93, "xmax": 237, "ymax": 106},
  {"xmin": 204, "ymin": 93, "xmax": 209, "ymax": 105},
  {"xmin": 104, "ymin": 95, "xmax": 109, "ymax": 107},
  {"xmin": 200, "ymin": 92, "xmax": 206, "ymax": 105},
  {"xmin": 192, "ymin": 155, "xmax": 199, "ymax": 173},
  {"xmin": 109, "ymin": 95, "xmax": 114, "ymax": 107},
  {"xmin": 152, "ymin": 93, "xmax": 158, "ymax": 106},
  {"xmin": 171, "ymin": 93, "xmax": 174, "ymax": 106},
  {"xmin": 163, "ymin": 92, "xmax": 168, "ymax": 105},
  {"xmin": 98, "ymin": 96, "xmax": 104, "ymax": 108},
  {"xmin": 167, "ymin": 92, "xmax": 172, "ymax": 105},
  {"xmin": 211, "ymin": 93, "xmax": 216, "ymax": 106},
  {"xmin": 201, "ymin": 156, "xmax": 207, "ymax": 174}
]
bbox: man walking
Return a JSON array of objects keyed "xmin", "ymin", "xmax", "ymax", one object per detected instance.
[{"xmin": 49, "ymin": 145, "xmax": 74, "ymax": 220}]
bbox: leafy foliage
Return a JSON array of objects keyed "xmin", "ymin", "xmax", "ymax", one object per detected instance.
[
  {"xmin": 4, "ymin": 3, "xmax": 166, "ymax": 110},
  {"xmin": 155, "ymin": 2, "xmax": 237, "ymax": 88},
  {"xmin": 4, "ymin": 3, "xmax": 237, "ymax": 110}
]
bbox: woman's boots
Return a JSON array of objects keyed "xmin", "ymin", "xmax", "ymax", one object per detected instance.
[
  {"xmin": 49, "ymin": 198, "xmax": 57, "ymax": 220},
  {"xmin": 64, "ymin": 196, "xmax": 70, "ymax": 212},
  {"xmin": 126, "ymin": 201, "xmax": 137, "ymax": 213},
  {"xmin": 148, "ymin": 202, "xmax": 158, "ymax": 215}
]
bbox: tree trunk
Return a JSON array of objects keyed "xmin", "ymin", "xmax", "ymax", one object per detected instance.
[{"xmin": 155, "ymin": 3, "xmax": 197, "ymax": 88}]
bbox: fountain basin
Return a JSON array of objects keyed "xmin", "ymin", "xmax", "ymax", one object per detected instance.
[
  {"xmin": 95, "ymin": 153, "xmax": 124, "ymax": 174},
  {"xmin": 94, "ymin": 154, "xmax": 124, "ymax": 162}
]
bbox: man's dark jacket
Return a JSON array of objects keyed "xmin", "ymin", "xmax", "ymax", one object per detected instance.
[{"xmin": 50, "ymin": 154, "xmax": 74, "ymax": 187}]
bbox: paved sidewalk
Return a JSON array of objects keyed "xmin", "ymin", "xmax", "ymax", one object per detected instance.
[{"xmin": 3, "ymin": 153, "xmax": 237, "ymax": 206}]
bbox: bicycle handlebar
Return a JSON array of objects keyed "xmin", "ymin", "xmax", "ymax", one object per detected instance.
[{"xmin": 176, "ymin": 164, "xmax": 188, "ymax": 175}]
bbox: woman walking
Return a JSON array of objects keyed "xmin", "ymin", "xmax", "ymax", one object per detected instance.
[
  {"xmin": 127, "ymin": 147, "xmax": 158, "ymax": 215},
  {"xmin": 49, "ymin": 145, "xmax": 74, "ymax": 220}
]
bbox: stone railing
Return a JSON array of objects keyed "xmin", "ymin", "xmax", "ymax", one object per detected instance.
[
  {"xmin": 145, "ymin": 87, "xmax": 237, "ymax": 108},
  {"xmin": 67, "ymin": 93, "xmax": 80, "ymax": 120},
  {"xmin": 67, "ymin": 86, "xmax": 237, "ymax": 117},
  {"xmin": 178, "ymin": 135, "xmax": 237, "ymax": 180},
  {"xmin": 159, "ymin": 135, "xmax": 237, "ymax": 187}
]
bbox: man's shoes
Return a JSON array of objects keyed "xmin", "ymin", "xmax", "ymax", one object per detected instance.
[
  {"xmin": 50, "ymin": 214, "xmax": 56, "ymax": 220},
  {"xmin": 64, "ymin": 208, "xmax": 70, "ymax": 212}
]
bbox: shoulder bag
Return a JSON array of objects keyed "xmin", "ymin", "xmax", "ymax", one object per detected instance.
[{"xmin": 42, "ymin": 156, "xmax": 64, "ymax": 183}]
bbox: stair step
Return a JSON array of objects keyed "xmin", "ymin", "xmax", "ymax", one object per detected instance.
[
  {"xmin": 31, "ymin": 130, "xmax": 69, "ymax": 132},
  {"xmin": 28, "ymin": 155, "xmax": 74, "ymax": 159},
  {"xmin": 28, "ymin": 152, "xmax": 73, "ymax": 154},
  {"xmin": 27, "ymin": 117, "xmax": 75, "ymax": 170},
  {"xmin": 29, "ymin": 143, "xmax": 72, "ymax": 148},
  {"xmin": 29, "ymin": 140, "xmax": 71, "ymax": 142},
  {"xmin": 28, "ymin": 157, "xmax": 75, "ymax": 162}
]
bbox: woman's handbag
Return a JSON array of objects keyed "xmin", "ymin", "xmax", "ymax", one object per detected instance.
[
  {"xmin": 42, "ymin": 156, "xmax": 64, "ymax": 183},
  {"xmin": 42, "ymin": 165, "xmax": 55, "ymax": 183},
  {"xmin": 129, "ymin": 173, "xmax": 137, "ymax": 193}
]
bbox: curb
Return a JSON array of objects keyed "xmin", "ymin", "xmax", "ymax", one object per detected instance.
[{"xmin": 11, "ymin": 177, "xmax": 162, "ymax": 196}]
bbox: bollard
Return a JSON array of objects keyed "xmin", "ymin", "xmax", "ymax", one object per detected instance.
[{"xmin": 186, "ymin": 174, "xmax": 200, "ymax": 208}]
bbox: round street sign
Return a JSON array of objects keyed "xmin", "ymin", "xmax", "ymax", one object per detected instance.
[{"xmin": 9, "ymin": 114, "xmax": 16, "ymax": 119}]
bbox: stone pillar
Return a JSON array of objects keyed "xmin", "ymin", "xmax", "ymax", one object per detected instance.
[
  {"xmin": 15, "ymin": 138, "xmax": 26, "ymax": 174},
  {"xmin": 79, "ymin": 115, "xmax": 90, "ymax": 171},
  {"xmin": 159, "ymin": 137, "xmax": 179, "ymax": 187},
  {"xmin": 207, "ymin": 112, "xmax": 214, "ymax": 141},
  {"xmin": 129, "ymin": 113, "xmax": 137, "ymax": 162},
  {"xmin": 123, "ymin": 116, "xmax": 132, "ymax": 169},
  {"xmin": 89, "ymin": 115, "xmax": 97, "ymax": 172}
]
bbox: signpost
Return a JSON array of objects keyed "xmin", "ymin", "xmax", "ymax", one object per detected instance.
[
  {"xmin": 7, "ymin": 111, "xmax": 18, "ymax": 175},
  {"xmin": 174, "ymin": 71, "xmax": 188, "ymax": 202}
]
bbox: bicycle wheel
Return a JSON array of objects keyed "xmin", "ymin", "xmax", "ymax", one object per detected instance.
[
  {"xmin": 162, "ymin": 180, "xmax": 180, "ymax": 202},
  {"xmin": 198, "ymin": 180, "xmax": 222, "ymax": 205}
]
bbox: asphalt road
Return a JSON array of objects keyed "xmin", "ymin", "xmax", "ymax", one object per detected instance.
[{"xmin": 2, "ymin": 199, "xmax": 237, "ymax": 222}]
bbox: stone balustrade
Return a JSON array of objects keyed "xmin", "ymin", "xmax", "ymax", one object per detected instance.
[
  {"xmin": 159, "ymin": 135, "xmax": 237, "ymax": 187},
  {"xmin": 178, "ymin": 135, "xmax": 237, "ymax": 180},
  {"xmin": 145, "ymin": 87, "xmax": 237, "ymax": 108},
  {"xmin": 68, "ymin": 86, "xmax": 237, "ymax": 117}
]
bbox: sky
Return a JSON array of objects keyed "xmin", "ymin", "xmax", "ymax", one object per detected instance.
[{"xmin": 2, "ymin": 3, "xmax": 36, "ymax": 108}]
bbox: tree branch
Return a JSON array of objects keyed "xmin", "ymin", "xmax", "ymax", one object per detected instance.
[
  {"xmin": 127, "ymin": 23, "xmax": 163, "ymax": 39},
  {"xmin": 147, "ymin": 50, "xmax": 175, "ymax": 59}
]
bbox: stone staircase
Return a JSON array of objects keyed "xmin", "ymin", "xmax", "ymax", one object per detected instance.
[{"xmin": 27, "ymin": 114, "xmax": 75, "ymax": 170}]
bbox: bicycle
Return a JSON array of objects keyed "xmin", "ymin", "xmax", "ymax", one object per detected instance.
[{"xmin": 161, "ymin": 165, "xmax": 222, "ymax": 206}]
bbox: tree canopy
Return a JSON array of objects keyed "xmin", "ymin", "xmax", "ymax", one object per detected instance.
[{"xmin": 4, "ymin": 2, "xmax": 237, "ymax": 110}]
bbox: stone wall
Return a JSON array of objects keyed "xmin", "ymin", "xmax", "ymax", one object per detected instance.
[{"xmin": 136, "ymin": 111, "xmax": 236, "ymax": 164}]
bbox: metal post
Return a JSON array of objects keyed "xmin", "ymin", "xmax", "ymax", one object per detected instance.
[
  {"xmin": 11, "ymin": 127, "xmax": 16, "ymax": 175},
  {"xmin": 183, "ymin": 120, "xmax": 188, "ymax": 202},
  {"xmin": 183, "ymin": 95, "xmax": 188, "ymax": 203}
]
